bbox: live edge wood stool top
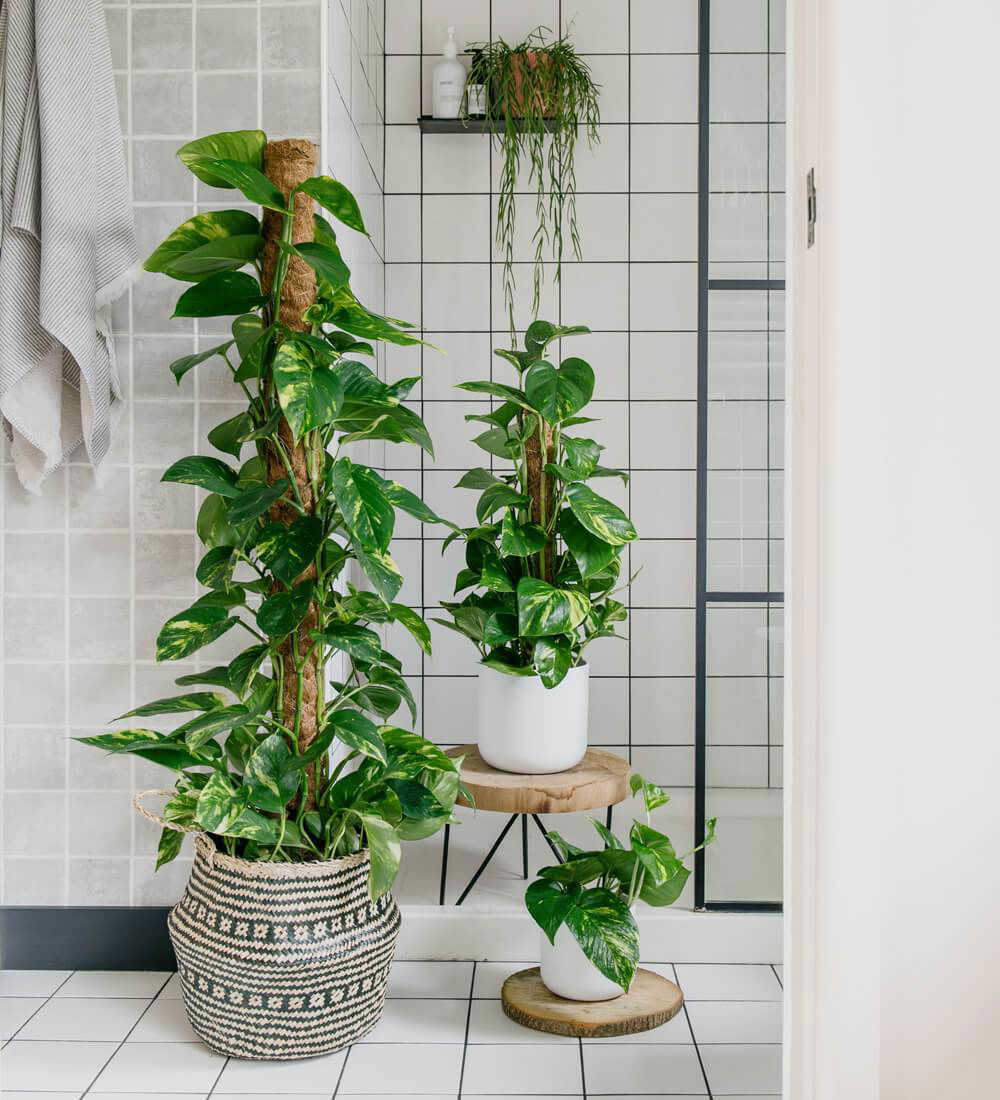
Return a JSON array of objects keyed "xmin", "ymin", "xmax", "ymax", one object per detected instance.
[
  {"xmin": 445, "ymin": 746, "xmax": 629, "ymax": 815},
  {"xmin": 501, "ymin": 967, "xmax": 684, "ymax": 1038}
]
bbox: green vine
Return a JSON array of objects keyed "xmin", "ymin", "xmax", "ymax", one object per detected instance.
[{"xmin": 467, "ymin": 28, "xmax": 601, "ymax": 342}]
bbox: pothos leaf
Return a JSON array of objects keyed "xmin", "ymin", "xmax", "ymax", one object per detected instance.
[
  {"xmin": 256, "ymin": 582, "xmax": 314, "ymax": 639},
  {"xmin": 357, "ymin": 813, "xmax": 401, "ymax": 899},
  {"xmin": 272, "ymin": 339, "xmax": 345, "ymax": 441},
  {"xmin": 254, "ymin": 516, "xmax": 324, "ymax": 585},
  {"xmin": 156, "ymin": 605, "xmax": 238, "ymax": 661},
  {"xmin": 563, "ymin": 887, "xmax": 640, "ymax": 993},
  {"xmin": 516, "ymin": 578, "xmax": 590, "ymax": 639},
  {"xmin": 526, "ymin": 879, "xmax": 577, "ymax": 945}
]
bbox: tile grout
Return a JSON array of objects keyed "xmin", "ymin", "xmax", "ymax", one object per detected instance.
[{"xmin": 78, "ymin": 971, "xmax": 174, "ymax": 1098}]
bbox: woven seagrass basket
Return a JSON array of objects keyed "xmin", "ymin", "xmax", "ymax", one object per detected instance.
[{"xmin": 137, "ymin": 792, "xmax": 401, "ymax": 1060}]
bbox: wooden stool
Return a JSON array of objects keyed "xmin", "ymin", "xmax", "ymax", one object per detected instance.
[
  {"xmin": 501, "ymin": 967, "xmax": 684, "ymax": 1038},
  {"xmin": 439, "ymin": 746, "xmax": 629, "ymax": 905}
]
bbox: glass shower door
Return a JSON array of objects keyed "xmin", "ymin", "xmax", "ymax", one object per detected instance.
[{"xmin": 695, "ymin": 0, "xmax": 785, "ymax": 909}]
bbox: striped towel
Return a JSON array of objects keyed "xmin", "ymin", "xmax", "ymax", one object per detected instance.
[{"xmin": 0, "ymin": 0, "xmax": 137, "ymax": 493}]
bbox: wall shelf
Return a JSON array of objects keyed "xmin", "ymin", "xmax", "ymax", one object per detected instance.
[{"xmin": 418, "ymin": 116, "xmax": 558, "ymax": 134}]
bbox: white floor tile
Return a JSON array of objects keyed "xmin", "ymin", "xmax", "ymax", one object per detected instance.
[
  {"xmin": 5, "ymin": 1093, "xmax": 100, "ymax": 1100},
  {"xmin": 582, "ymin": 1043, "xmax": 708, "ymax": 1095},
  {"xmin": 466, "ymin": 1000, "xmax": 575, "ymax": 1044},
  {"xmin": 359, "ymin": 997, "xmax": 468, "ymax": 1043},
  {"xmin": 90, "ymin": 1094, "xmax": 211, "ymax": 1100},
  {"xmin": 338, "ymin": 1043, "xmax": 464, "ymax": 1093},
  {"xmin": 687, "ymin": 1001, "xmax": 783, "ymax": 1044},
  {"xmin": 214, "ymin": 1048, "xmax": 347, "ymax": 1093},
  {"xmin": 55, "ymin": 970, "xmax": 172, "ymax": 998},
  {"xmin": 127, "ymin": 997, "xmax": 200, "ymax": 1042},
  {"xmin": 0, "ymin": 969, "xmax": 71, "ymax": 997},
  {"xmin": 387, "ymin": 960, "xmax": 473, "ymax": 998},
  {"xmin": 92, "ymin": 1041, "xmax": 225, "ymax": 1093},
  {"xmin": 0, "ymin": 996, "xmax": 46, "ymax": 1039},
  {"xmin": 0, "ymin": 1039, "xmax": 116, "ymax": 1091},
  {"xmin": 17, "ymin": 996, "xmax": 151, "ymax": 1041},
  {"xmin": 699, "ymin": 1043, "xmax": 783, "ymax": 1094},
  {"xmin": 674, "ymin": 964, "xmax": 783, "ymax": 1001},
  {"xmin": 471, "ymin": 960, "xmax": 533, "ymax": 998},
  {"xmin": 156, "ymin": 972, "xmax": 184, "ymax": 999},
  {"xmin": 338, "ymin": 1096, "xmax": 456, "ymax": 1100},
  {"xmin": 462, "ymin": 1043, "xmax": 584, "ymax": 1094}
]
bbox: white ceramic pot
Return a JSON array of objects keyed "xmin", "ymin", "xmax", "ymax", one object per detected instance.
[
  {"xmin": 539, "ymin": 926, "xmax": 625, "ymax": 1002},
  {"xmin": 477, "ymin": 662, "xmax": 589, "ymax": 774}
]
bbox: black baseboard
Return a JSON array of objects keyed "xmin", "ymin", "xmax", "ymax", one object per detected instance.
[{"xmin": 0, "ymin": 907, "xmax": 175, "ymax": 970}]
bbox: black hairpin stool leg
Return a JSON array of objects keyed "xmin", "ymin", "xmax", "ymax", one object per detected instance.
[
  {"xmin": 438, "ymin": 823, "xmax": 451, "ymax": 905},
  {"xmin": 455, "ymin": 813, "xmax": 519, "ymax": 905},
  {"xmin": 531, "ymin": 814, "xmax": 564, "ymax": 863},
  {"xmin": 522, "ymin": 815, "xmax": 529, "ymax": 879}
]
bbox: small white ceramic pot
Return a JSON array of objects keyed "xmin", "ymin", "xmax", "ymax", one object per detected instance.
[
  {"xmin": 477, "ymin": 662, "xmax": 589, "ymax": 774},
  {"xmin": 539, "ymin": 926, "xmax": 626, "ymax": 1002}
]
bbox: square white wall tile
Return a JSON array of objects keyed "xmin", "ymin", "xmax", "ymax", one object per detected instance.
[
  {"xmin": 492, "ymin": 0, "xmax": 560, "ymax": 46},
  {"xmin": 630, "ymin": 0, "xmax": 699, "ymax": 53},
  {"xmin": 631, "ymin": 55, "xmax": 699, "ymax": 122},
  {"xmin": 630, "ymin": 263, "xmax": 699, "ymax": 330},
  {"xmin": 631, "ymin": 677, "xmax": 695, "ymax": 744},
  {"xmin": 711, "ymin": 0, "xmax": 769, "ymax": 52},
  {"xmin": 423, "ymin": 132, "xmax": 491, "ymax": 192},
  {"xmin": 631, "ymin": 124, "xmax": 699, "ymax": 192},
  {"xmin": 424, "ymin": 195, "xmax": 491, "ymax": 261},
  {"xmin": 631, "ymin": 539, "xmax": 696, "ymax": 607},
  {"xmin": 423, "ymin": 263, "xmax": 491, "ymax": 329},
  {"xmin": 562, "ymin": 0, "xmax": 630, "ymax": 53},
  {"xmin": 422, "ymin": 0, "xmax": 489, "ymax": 51},
  {"xmin": 711, "ymin": 54, "xmax": 769, "ymax": 122},
  {"xmin": 631, "ymin": 193, "xmax": 699, "ymax": 262}
]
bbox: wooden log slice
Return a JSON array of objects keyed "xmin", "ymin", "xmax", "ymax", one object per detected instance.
[
  {"xmin": 501, "ymin": 967, "xmax": 684, "ymax": 1038},
  {"xmin": 446, "ymin": 746, "xmax": 629, "ymax": 814}
]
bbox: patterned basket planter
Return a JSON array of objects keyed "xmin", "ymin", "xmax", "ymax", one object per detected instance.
[{"xmin": 167, "ymin": 832, "xmax": 400, "ymax": 1060}]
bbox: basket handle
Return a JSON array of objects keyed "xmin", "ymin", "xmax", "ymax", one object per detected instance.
[{"xmin": 133, "ymin": 789, "xmax": 203, "ymax": 835}]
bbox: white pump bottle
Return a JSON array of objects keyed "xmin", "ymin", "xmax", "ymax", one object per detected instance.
[{"xmin": 432, "ymin": 27, "xmax": 467, "ymax": 119}]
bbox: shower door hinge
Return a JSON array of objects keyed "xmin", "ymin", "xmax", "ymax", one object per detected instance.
[{"xmin": 807, "ymin": 168, "xmax": 817, "ymax": 248}]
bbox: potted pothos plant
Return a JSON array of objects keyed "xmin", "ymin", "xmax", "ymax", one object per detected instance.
[
  {"xmin": 528, "ymin": 776, "xmax": 717, "ymax": 1001},
  {"xmin": 437, "ymin": 320, "xmax": 637, "ymax": 775},
  {"xmin": 77, "ymin": 130, "xmax": 459, "ymax": 1061},
  {"xmin": 465, "ymin": 28, "xmax": 600, "ymax": 340}
]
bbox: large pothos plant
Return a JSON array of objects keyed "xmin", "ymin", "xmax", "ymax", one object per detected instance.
[
  {"xmin": 77, "ymin": 130, "xmax": 460, "ymax": 897},
  {"xmin": 437, "ymin": 320, "xmax": 638, "ymax": 688}
]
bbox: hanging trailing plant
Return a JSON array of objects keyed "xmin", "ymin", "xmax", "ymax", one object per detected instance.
[{"xmin": 466, "ymin": 27, "xmax": 600, "ymax": 340}]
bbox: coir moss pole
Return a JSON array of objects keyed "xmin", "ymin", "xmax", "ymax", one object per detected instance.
[{"xmin": 260, "ymin": 138, "xmax": 323, "ymax": 806}]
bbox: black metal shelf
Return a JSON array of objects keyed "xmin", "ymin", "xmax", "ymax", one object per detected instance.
[{"xmin": 417, "ymin": 116, "xmax": 558, "ymax": 134}]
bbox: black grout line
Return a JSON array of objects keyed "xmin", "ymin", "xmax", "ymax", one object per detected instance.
[
  {"xmin": 1, "ymin": 969, "xmax": 76, "ymax": 1047},
  {"xmin": 205, "ymin": 1054, "xmax": 231, "ymax": 1099},
  {"xmin": 78, "ymin": 971, "xmax": 174, "ymax": 1098},
  {"xmin": 331, "ymin": 1041, "xmax": 352, "ymax": 1099},
  {"xmin": 675, "ymin": 963, "xmax": 714, "ymax": 1100},
  {"xmin": 456, "ymin": 960, "xmax": 477, "ymax": 1099}
]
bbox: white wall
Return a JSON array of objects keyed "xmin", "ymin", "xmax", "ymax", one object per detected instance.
[
  {"xmin": 786, "ymin": 0, "xmax": 1000, "ymax": 1095},
  {"xmin": 383, "ymin": 0, "xmax": 787, "ymax": 907},
  {"xmin": 0, "ymin": 1, "xmax": 324, "ymax": 906}
]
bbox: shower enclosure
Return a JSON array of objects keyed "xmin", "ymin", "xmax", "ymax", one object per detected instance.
[{"xmin": 695, "ymin": 0, "xmax": 785, "ymax": 910}]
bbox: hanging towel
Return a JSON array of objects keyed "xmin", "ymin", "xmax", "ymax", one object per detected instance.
[{"xmin": 0, "ymin": 0, "xmax": 137, "ymax": 493}]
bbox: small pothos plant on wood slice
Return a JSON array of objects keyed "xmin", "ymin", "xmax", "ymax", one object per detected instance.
[
  {"xmin": 76, "ymin": 130, "xmax": 461, "ymax": 897},
  {"xmin": 527, "ymin": 776, "xmax": 718, "ymax": 992},
  {"xmin": 436, "ymin": 320, "xmax": 638, "ymax": 687}
]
